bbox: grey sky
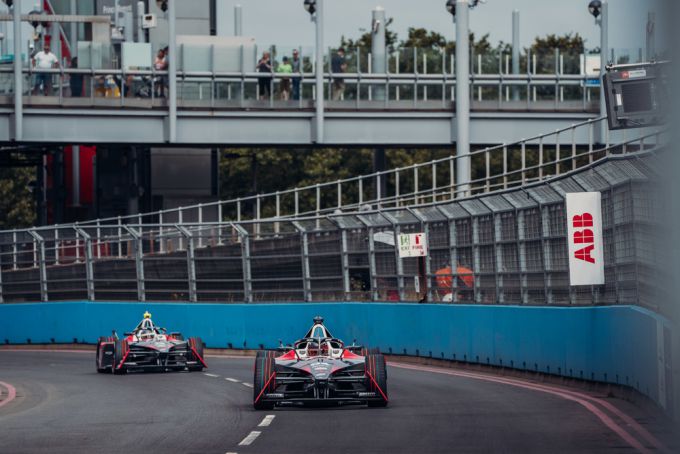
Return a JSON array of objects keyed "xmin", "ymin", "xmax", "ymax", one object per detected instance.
[{"xmin": 216, "ymin": 0, "xmax": 664, "ymax": 53}]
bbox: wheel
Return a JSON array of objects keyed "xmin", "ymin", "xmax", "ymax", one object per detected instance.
[
  {"xmin": 112, "ymin": 339, "xmax": 128, "ymax": 375},
  {"xmin": 365, "ymin": 354, "xmax": 388, "ymax": 407},
  {"xmin": 256, "ymin": 350, "xmax": 276, "ymax": 360},
  {"xmin": 187, "ymin": 337, "xmax": 205, "ymax": 371},
  {"xmin": 253, "ymin": 356, "xmax": 276, "ymax": 410},
  {"xmin": 95, "ymin": 337, "xmax": 107, "ymax": 373}
]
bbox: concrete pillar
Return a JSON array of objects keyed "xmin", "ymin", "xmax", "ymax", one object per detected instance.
[
  {"xmin": 70, "ymin": 0, "xmax": 77, "ymax": 56},
  {"xmin": 371, "ymin": 6, "xmax": 386, "ymax": 101},
  {"xmin": 234, "ymin": 4, "xmax": 242, "ymax": 36},
  {"xmin": 511, "ymin": 9, "xmax": 519, "ymax": 101},
  {"xmin": 455, "ymin": 0, "xmax": 470, "ymax": 197}
]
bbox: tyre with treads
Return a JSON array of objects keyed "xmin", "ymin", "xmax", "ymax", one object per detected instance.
[
  {"xmin": 253, "ymin": 356, "xmax": 276, "ymax": 410},
  {"xmin": 187, "ymin": 337, "xmax": 205, "ymax": 371},
  {"xmin": 113, "ymin": 339, "xmax": 127, "ymax": 375},
  {"xmin": 365, "ymin": 353, "xmax": 388, "ymax": 407}
]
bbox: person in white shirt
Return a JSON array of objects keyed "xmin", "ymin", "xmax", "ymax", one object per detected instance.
[{"xmin": 32, "ymin": 45, "xmax": 59, "ymax": 95}]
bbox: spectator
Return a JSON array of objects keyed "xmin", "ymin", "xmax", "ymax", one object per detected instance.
[
  {"xmin": 256, "ymin": 51, "xmax": 272, "ymax": 100},
  {"xmin": 154, "ymin": 47, "xmax": 168, "ymax": 97},
  {"xmin": 32, "ymin": 44, "xmax": 59, "ymax": 95},
  {"xmin": 69, "ymin": 57, "xmax": 83, "ymax": 97},
  {"xmin": 277, "ymin": 56, "xmax": 293, "ymax": 101},
  {"xmin": 331, "ymin": 47, "xmax": 347, "ymax": 101},
  {"xmin": 291, "ymin": 49, "xmax": 301, "ymax": 100}
]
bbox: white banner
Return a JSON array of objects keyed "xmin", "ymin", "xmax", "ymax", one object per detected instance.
[
  {"xmin": 566, "ymin": 192, "xmax": 605, "ymax": 286},
  {"xmin": 398, "ymin": 233, "xmax": 428, "ymax": 258}
]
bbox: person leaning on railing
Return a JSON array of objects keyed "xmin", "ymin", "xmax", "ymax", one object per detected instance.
[
  {"xmin": 291, "ymin": 49, "xmax": 301, "ymax": 100},
  {"xmin": 32, "ymin": 44, "xmax": 59, "ymax": 96},
  {"xmin": 331, "ymin": 47, "xmax": 347, "ymax": 101},
  {"xmin": 277, "ymin": 56, "xmax": 293, "ymax": 101}
]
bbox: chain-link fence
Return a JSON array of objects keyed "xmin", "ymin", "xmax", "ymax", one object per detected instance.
[{"xmin": 0, "ymin": 150, "xmax": 666, "ymax": 315}]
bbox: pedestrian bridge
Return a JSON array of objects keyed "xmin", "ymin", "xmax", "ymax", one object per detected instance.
[{"xmin": 0, "ymin": 69, "xmax": 603, "ymax": 146}]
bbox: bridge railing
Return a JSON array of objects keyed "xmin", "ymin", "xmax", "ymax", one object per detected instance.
[
  {"xmin": 0, "ymin": 149, "xmax": 665, "ymax": 314},
  {"xmin": 0, "ymin": 66, "xmax": 599, "ymax": 111}
]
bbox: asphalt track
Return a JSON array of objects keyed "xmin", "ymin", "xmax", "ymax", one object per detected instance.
[{"xmin": 0, "ymin": 350, "xmax": 677, "ymax": 454}]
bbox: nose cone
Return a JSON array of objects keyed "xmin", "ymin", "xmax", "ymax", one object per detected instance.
[{"xmin": 310, "ymin": 362, "xmax": 332, "ymax": 379}]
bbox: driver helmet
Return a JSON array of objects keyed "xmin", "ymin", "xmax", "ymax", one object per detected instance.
[
  {"xmin": 307, "ymin": 341, "xmax": 320, "ymax": 357},
  {"xmin": 138, "ymin": 329, "xmax": 154, "ymax": 341},
  {"xmin": 320, "ymin": 342, "xmax": 330, "ymax": 356}
]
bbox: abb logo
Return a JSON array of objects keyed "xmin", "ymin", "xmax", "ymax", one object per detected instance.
[{"xmin": 572, "ymin": 212, "xmax": 595, "ymax": 264}]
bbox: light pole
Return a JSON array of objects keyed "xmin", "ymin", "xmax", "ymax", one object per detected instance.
[
  {"xmin": 447, "ymin": 0, "xmax": 471, "ymax": 198},
  {"xmin": 305, "ymin": 0, "xmax": 324, "ymax": 144},
  {"xmin": 589, "ymin": 0, "xmax": 608, "ymax": 144}
]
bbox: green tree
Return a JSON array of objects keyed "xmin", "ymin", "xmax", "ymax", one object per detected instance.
[{"xmin": 0, "ymin": 167, "xmax": 36, "ymax": 229}]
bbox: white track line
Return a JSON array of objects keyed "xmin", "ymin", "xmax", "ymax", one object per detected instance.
[
  {"xmin": 238, "ymin": 431, "xmax": 261, "ymax": 446},
  {"xmin": 257, "ymin": 415, "xmax": 275, "ymax": 427},
  {"xmin": 204, "ymin": 373, "xmax": 219, "ymax": 378},
  {"xmin": 225, "ymin": 377, "xmax": 239, "ymax": 382},
  {"xmin": 241, "ymin": 382, "xmax": 253, "ymax": 388}
]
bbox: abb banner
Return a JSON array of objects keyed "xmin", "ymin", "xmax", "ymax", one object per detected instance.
[{"xmin": 566, "ymin": 192, "xmax": 604, "ymax": 286}]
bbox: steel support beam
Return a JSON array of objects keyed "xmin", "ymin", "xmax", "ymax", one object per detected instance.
[
  {"xmin": 176, "ymin": 225, "xmax": 197, "ymax": 302},
  {"xmin": 12, "ymin": 0, "xmax": 22, "ymax": 141},
  {"xmin": 511, "ymin": 9, "xmax": 520, "ymax": 101},
  {"xmin": 168, "ymin": 0, "xmax": 177, "ymax": 143},
  {"xmin": 234, "ymin": 4, "xmax": 242, "ymax": 36},
  {"xmin": 293, "ymin": 222, "xmax": 312, "ymax": 302},
  {"xmin": 314, "ymin": 0, "xmax": 324, "ymax": 143},
  {"xmin": 455, "ymin": 0, "xmax": 471, "ymax": 197},
  {"xmin": 123, "ymin": 225, "xmax": 146, "ymax": 302},
  {"xmin": 74, "ymin": 227, "xmax": 95, "ymax": 301},
  {"xmin": 371, "ymin": 6, "xmax": 386, "ymax": 101},
  {"xmin": 231, "ymin": 222, "xmax": 252, "ymax": 303},
  {"xmin": 28, "ymin": 229, "xmax": 48, "ymax": 302},
  {"xmin": 599, "ymin": 0, "xmax": 608, "ymax": 144}
]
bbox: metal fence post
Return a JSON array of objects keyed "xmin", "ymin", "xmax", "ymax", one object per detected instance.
[
  {"xmin": 231, "ymin": 223, "xmax": 252, "ymax": 303},
  {"xmin": 176, "ymin": 226, "xmax": 197, "ymax": 302},
  {"xmin": 28, "ymin": 230, "xmax": 48, "ymax": 302},
  {"xmin": 409, "ymin": 208, "xmax": 432, "ymax": 302},
  {"xmin": 358, "ymin": 216, "xmax": 379, "ymax": 301},
  {"xmin": 382, "ymin": 213, "xmax": 404, "ymax": 301},
  {"xmin": 328, "ymin": 216, "xmax": 350, "ymax": 301},
  {"xmin": 123, "ymin": 226, "xmax": 146, "ymax": 302},
  {"xmin": 293, "ymin": 222, "xmax": 312, "ymax": 302},
  {"xmin": 74, "ymin": 227, "xmax": 95, "ymax": 301},
  {"xmin": 517, "ymin": 209, "xmax": 528, "ymax": 304},
  {"xmin": 436, "ymin": 206, "xmax": 458, "ymax": 302}
]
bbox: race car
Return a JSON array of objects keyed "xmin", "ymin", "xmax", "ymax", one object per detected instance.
[
  {"xmin": 252, "ymin": 316, "xmax": 387, "ymax": 409},
  {"xmin": 96, "ymin": 311, "xmax": 207, "ymax": 374}
]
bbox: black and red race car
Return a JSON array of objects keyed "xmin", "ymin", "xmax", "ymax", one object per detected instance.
[
  {"xmin": 253, "ymin": 316, "xmax": 387, "ymax": 409},
  {"xmin": 96, "ymin": 312, "xmax": 207, "ymax": 374}
]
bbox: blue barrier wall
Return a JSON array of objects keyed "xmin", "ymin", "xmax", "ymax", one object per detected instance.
[{"xmin": 0, "ymin": 302, "xmax": 666, "ymax": 406}]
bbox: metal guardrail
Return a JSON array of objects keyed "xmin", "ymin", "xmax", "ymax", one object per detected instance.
[
  {"xmin": 1, "ymin": 116, "xmax": 662, "ymax": 240},
  {"xmin": 0, "ymin": 66, "xmax": 600, "ymax": 111},
  {"xmin": 0, "ymin": 148, "xmax": 666, "ymax": 314}
]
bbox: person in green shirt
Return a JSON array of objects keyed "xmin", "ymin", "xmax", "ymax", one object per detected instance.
[{"xmin": 277, "ymin": 56, "xmax": 293, "ymax": 100}]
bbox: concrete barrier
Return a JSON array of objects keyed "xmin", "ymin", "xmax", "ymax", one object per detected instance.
[{"xmin": 0, "ymin": 301, "xmax": 673, "ymax": 411}]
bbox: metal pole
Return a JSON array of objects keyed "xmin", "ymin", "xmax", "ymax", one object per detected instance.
[
  {"xmin": 70, "ymin": 0, "xmax": 77, "ymax": 54},
  {"xmin": 511, "ymin": 9, "xmax": 519, "ymax": 101},
  {"xmin": 12, "ymin": 0, "xmax": 22, "ymax": 141},
  {"xmin": 234, "ymin": 4, "xmax": 242, "ymax": 36},
  {"xmin": 371, "ymin": 6, "xmax": 386, "ymax": 101},
  {"xmin": 646, "ymin": 11, "xmax": 655, "ymax": 60},
  {"xmin": 455, "ymin": 0, "xmax": 471, "ymax": 197},
  {"xmin": 168, "ymin": 0, "xmax": 177, "ymax": 143},
  {"xmin": 72, "ymin": 146, "xmax": 80, "ymax": 206},
  {"xmin": 314, "ymin": 0, "xmax": 324, "ymax": 143},
  {"xmin": 137, "ymin": 1, "xmax": 145, "ymax": 43},
  {"xmin": 599, "ymin": 0, "xmax": 608, "ymax": 144}
]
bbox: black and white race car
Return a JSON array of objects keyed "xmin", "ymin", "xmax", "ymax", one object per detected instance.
[
  {"xmin": 253, "ymin": 316, "xmax": 387, "ymax": 409},
  {"xmin": 96, "ymin": 312, "xmax": 207, "ymax": 374}
]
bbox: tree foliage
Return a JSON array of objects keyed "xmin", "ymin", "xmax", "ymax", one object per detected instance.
[{"xmin": 0, "ymin": 167, "xmax": 36, "ymax": 229}]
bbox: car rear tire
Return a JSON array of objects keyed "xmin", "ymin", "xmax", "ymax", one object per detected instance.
[
  {"xmin": 253, "ymin": 356, "xmax": 276, "ymax": 410},
  {"xmin": 112, "ymin": 339, "xmax": 127, "ymax": 375},
  {"xmin": 365, "ymin": 353, "xmax": 388, "ymax": 407},
  {"xmin": 95, "ymin": 337, "xmax": 108, "ymax": 373},
  {"xmin": 187, "ymin": 337, "xmax": 205, "ymax": 371},
  {"xmin": 256, "ymin": 350, "xmax": 276, "ymax": 360}
]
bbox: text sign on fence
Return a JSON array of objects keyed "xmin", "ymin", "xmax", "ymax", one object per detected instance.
[
  {"xmin": 398, "ymin": 233, "xmax": 428, "ymax": 258},
  {"xmin": 566, "ymin": 192, "xmax": 604, "ymax": 286}
]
